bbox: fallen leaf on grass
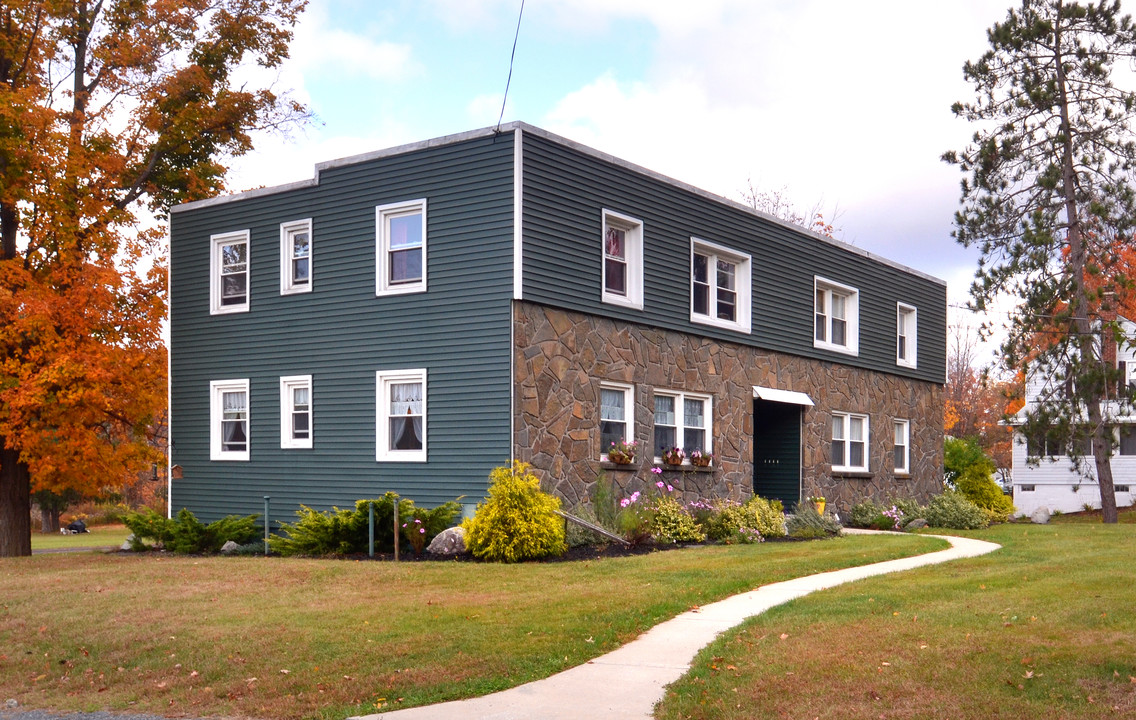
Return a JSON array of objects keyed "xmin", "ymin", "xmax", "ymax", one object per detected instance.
[
  {"xmin": 279, "ymin": 669, "xmax": 290, "ymax": 675},
  {"xmin": 1024, "ymin": 671, "xmax": 1034, "ymax": 679},
  {"xmin": 779, "ymin": 633, "xmax": 789, "ymax": 640}
]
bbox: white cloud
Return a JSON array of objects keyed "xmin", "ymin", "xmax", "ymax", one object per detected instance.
[{"xmin": 289, "ymin": 5, "xmax": 420, "ymax": 82}]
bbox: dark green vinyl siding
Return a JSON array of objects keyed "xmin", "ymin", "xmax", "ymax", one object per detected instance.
[
  {"xmin": 521, "ymin": 133, "xmax": 946, "ymax": 384},
  {"xmin": 170, "ymin": 134, "xmax": 515, "ymax": 522}
]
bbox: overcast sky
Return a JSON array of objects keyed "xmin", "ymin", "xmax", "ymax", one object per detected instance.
[{"xmin": 227, "ymin": 0, "xmax": 1023, "ymax": 358}]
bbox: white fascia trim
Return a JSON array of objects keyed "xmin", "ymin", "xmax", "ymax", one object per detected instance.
[
  {"xmin": 280, "ymin": 219, "xmax": 313, "ymax": 295},
  {"xmin": 376, "ymin": 199, "xmax": 428, "ymax": 297},
  {"xmin": 601, "ymin": 209, "xmax": 645, "ymax": 310},
  {"xmin": 689, "ymin": 237, "xmax": 752, "ymax": 334},
  {"xmin": 513, "ymin": 127, "xmax": 524, "ymax": 301},
  {"xmin": 897, "ymin": 302, "xmax": 917, "ymax": 368},
  {"xmin": 210, "ymin": 230, "xmax": 250, "ymax": 315},
  {"xmin": 813, "ymin": 275, "xmax": 859, "ymax": 356},
  {"xmin": 166, "ymin": 257, "xmax": 173, "ymax": 519}
]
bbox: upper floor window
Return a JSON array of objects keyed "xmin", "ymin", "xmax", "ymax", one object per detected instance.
[
  {"xmin": 600, "ymin": 382, "xmax": 634, "ymax": 459},
  {"xmin": 601, "ymin": 210, "xmax": 644, "ymax": 309},
  {"xmin": 893, "ymin": 419, "xmax": 910, "ymax": 474},
  {"xmin": 1119, "ymin": 426, "xmax": 1136, "ymax": 456},
  {"xmin": 832, "ymin": 411, "xmax": 868, "ymax": 472},
  {"xmin": 210, "ymin": 379, "xmax": 250, "ymax": 461},
  {"xmin": 210, "ymin": 231, "xmax": 250, "ymax": 314},
  {"xmin": 653, "ymin": 391, "xmax": 712, "ymax": 460},
  {"xmin": 897, "ymin": 303, "xmax": 917, "ymax": 367},
  {"xmin": 690, "ymin": 238, "xmax": 752, "ymax": 333},
  {"xmin": 377, "ymin": 369, "xmax": 427, "ymax": 461},
  {"xmin": 814, "ymin": 277, "xmax": 859, "ymax": 355},
  {"xmin": 376, "ymin": 199, "xmax": 427, "ymax": 296},
  {"xmin": 280, "ymin": 375, "xmax": 313, "ymax": 449},
  {"xmin": 280, "ymin": 219, "xmax": 312, "ymax": 295}
]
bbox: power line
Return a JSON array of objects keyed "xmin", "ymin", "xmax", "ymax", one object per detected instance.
[{"xmin": 496, "ymin": 0, "xmax": 525, "ymax": 133}]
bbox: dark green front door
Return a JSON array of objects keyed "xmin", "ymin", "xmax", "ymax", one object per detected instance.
[{"xmin": 753, "ymin": 399, "xmax": 802, "ymax": 507}]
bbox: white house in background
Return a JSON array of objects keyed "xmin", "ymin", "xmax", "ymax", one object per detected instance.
[{"xmin": 1009, "ymin": 316, "xmax": 1136, "ymax": 516}]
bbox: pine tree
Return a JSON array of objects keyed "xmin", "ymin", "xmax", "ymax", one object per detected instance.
[{"xmin": 944, "ymin": 0, "xmax": 1136, "ymax": 523}]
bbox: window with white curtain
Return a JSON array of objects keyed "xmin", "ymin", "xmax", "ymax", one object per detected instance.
[
  {"xmin": 377, "ymin": 369, "xmax": 427, "ymax": 461},
  {"xmin": 832, "ymin": 411, "xmax": 868, "ymax": 472},
  {"xmin": 600, "ymin": 382, "xmax": 634, "ymax": 458},
  {"xmin": 653, "ymin": 391, "xmax": 712, "ymax": 459},
  {"xmin": 210, "ymin": 379, "xmax": 249, "ymax": 461},
  {"xmin": 280, "ymin": 375, "xmax": 312, "ymax": 449}
]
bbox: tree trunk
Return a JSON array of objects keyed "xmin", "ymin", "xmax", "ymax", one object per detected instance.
[
  {"xmin": 0, "ymin": 439, "xmax": 32, "ymax": 556},
  {"xmin": 39, "ymin": 504, "xmax": 61, "ymax": 533}
]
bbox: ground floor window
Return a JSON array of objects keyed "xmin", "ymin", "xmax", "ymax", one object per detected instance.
[
  {"xmin": 832, "ymin": 411, "xmax": 868, "ymax": 472},
  {"xmin": 653, "ymin": 391, "xmax": 712, "ymax": 459},
  {"xmin": 600, "ymin": 382, "xmax": 634, "ymax": 458},
  {"xmin": 210, "ymin": 379, "xmax": 249, "ymax": 461},
  {"xmin": 893, "ymin": 419, "xmax": 909, "ymax": 474},
  {"xmin": 377, "ymin": 369, "xmax": 427, "ymax": 461}
]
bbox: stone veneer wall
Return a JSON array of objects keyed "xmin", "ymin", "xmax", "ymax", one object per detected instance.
[{"xmin": 512, "ymin": 301, "xmax": 943, "ymax": 516}]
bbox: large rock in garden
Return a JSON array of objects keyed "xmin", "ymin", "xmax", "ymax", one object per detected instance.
[
  {"xmin": 427, "ymin": 527, "xmax": 466, "ymax": 555},
  {"xmin": 120, "ymin": 534, "xmax": 135, "ymax": 551},
  {"xmin": 1030, "ymin": 507, "xmax": 1050, "ymax": 524},
  {"xmin": 905, "ymin": 518, "xmax": 928, "ymax": 530},
  {"xmin": 220, "ymin": 540, "xmax": 241, "ymax": 555}
]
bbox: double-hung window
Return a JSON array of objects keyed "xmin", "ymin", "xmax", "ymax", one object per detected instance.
[
  {"xmin": 814, "ymin": 277, "xmax": 859, "ymax": 354},
  {"xmin": 210, "ymin": 231, "xmax": 250, "ymax": 314},
  {"xmin": 832, "ymin": 411, "xmax": 868, "ymax": 472},
  {"xmin": 377, "ymin": 369, "xmax": 427, "ymax": 461},
  {"xmin": 280, "ymin": 219, "xmax": 312, "ymax": 294},
  {"xmin": 210, "ymin": 379, "xmax": 250, "ymax": 461},
  {"xmin": 690, "ymin": 238, "xmax": 752, "ymax": 333},
  {"xmin": 893, "ymin": 419, "xmax": 910, "ymax": 474},
  {"xmin": 376, "ymin": 199, "xmax": 427, "ymax": 295},
  {"xmin": 280, "ymin": 375, "xmax": 313, "ymax": 449},
  {"xmin": 601, "ymin": 210, "xmax": 644, "ymax": 309},
  {"xmin": 1120, "ymin": 426, "xmax": 1136, "ymax": 456},
  {"xmin": 600, "ymin": 382, "xmax": 634, "ymax": 458},
  {"xmin": 897, "ymin": 303, "xmax": 917, "ymax": 367},
  {"xmin": 653, "ymin": 391, "xmax": 712, "ymax": 459}
]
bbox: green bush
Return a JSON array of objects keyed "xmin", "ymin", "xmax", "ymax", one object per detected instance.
[
  {"xmin": 888, "ymin": 497, "xmax": 925, "ymax": 522},
  {"xmin": 589, "ymin": 472, "xmax": 621, "ymax": 534},
  {"xmin": 848, "ymin": 499, "xmax": 885, "ymax": 528},
  {"xmin": 649, "ymin": 496, "xmax": 705, "ymax": 544},
  {"xmin": 702, "ymin": 496, "xmax": 786, "ymax": 542},
  {"xmin": 463, "ymin": 461, "xmax": 566, "ymax": 562},
  {"xmin": 745, "ymin": 496, "xmax": 787, "ymax": 538},
  {"xmin": 270, "ymin": 493, "xmax": 461, "ymax": 556},
  {"xmin": 923, "ymin": 491, "xmax": 989, "ymax": 530},
  {"xmin": 945, "ymin": 437, "xmax": 1015, "ymax": 522},
  {"xmin": 786, "ymin": 503, "xmax": 841, "ymax": 538},
  {"xmin": 124, "ymin": 508, "xmax": 260, "ymax": 553}
]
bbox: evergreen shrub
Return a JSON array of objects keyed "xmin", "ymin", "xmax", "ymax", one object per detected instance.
[{"xmin": 463, "ymin": 461, "xmax": 566, "ymax": 562}]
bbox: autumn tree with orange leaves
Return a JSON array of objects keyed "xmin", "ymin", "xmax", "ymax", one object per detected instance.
[{"xmin": 0, "ymin": 1, "xmax": 309, "ymax": 557}]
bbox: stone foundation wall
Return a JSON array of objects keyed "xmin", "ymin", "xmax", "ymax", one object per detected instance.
[{"xmin": 512, "ymin": 302, "xmax": 943, "ymax": 516}]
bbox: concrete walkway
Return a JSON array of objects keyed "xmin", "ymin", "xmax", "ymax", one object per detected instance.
[{"xmin": 352, "ymin": 531, "xmax": 1001, "ymax": 720}]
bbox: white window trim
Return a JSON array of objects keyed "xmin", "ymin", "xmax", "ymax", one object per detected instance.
[
  {"xmin": 601, "ymin": 209, "xmax": 644, "ymax": 310},
  {"xmin": 376, "ymin": 199, "xmax": 427, "ymax": 296},
  {"xmin": 690, "ymin": 237, "xmax": 752, "ymax": 333},
  {"xmin": 280, "ymin": 219, "xmax": 313, "ymax": 295},
  {"xmin": 280, "ymin": 375, "xmax": 313, "ymax": 449},
  {"xmin": 599, "ymin": 381, "xmax": 635, "ymax": 461},
  {"xmin": 376, "ymin": 369, "xmax": 427, "ymax": 462},
  {"xmin": 832, "ymin": 411, "xmax": 869, "ymax": 473},
  {"xmin": 210, "ymin": 379, "xmax": 250, "ymax": 461},
  {"xmin": 897, "ymin": 303, "xmax": 917, "ymax": 368},
  {"xmin": 652, "ymin": 390, "xmax": 713, "ymax": 463},
  {"xmin": 814, "ymin": 276, "xmax": 859, "ymax": 355},
  {"xmin": 210, "ymin": 231, "xmax": 250, "ymax": 315},
  {"xmin": 894, "ymin": 418, "xmax": 910, "ymax": 475}
]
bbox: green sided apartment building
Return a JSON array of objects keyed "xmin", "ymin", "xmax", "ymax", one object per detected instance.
[{"xmin": 169, "ymin": 122, "xmax": 947, "ymax": 521}]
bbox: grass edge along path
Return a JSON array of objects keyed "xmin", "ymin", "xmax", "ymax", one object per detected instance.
[
  {"xmin": 0, "ymin": 534, "xmax": 944, "ymax": 720},
  {"xmin": 655, "ymin": 522, "xmax": 1136, "ymax": 720},
  {"xmin": 354, "ymin": 532, "xmax": 996, "ymax": 720}
]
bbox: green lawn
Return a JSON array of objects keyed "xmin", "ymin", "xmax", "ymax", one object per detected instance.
[
  {"xmin": 656, "ymin": 522, "xmax": 1136, "ymax": 720},
  {"xmin": 1049, "ymin": 503, "xmax": 1136, "ymax": 524},
  {"xmin": 0, "ymin": 534, "xmax": 940, "ymax": 720},
  {"xmin": 30, "ymin": 524, "xmax": 131, "ymax": 551}
]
